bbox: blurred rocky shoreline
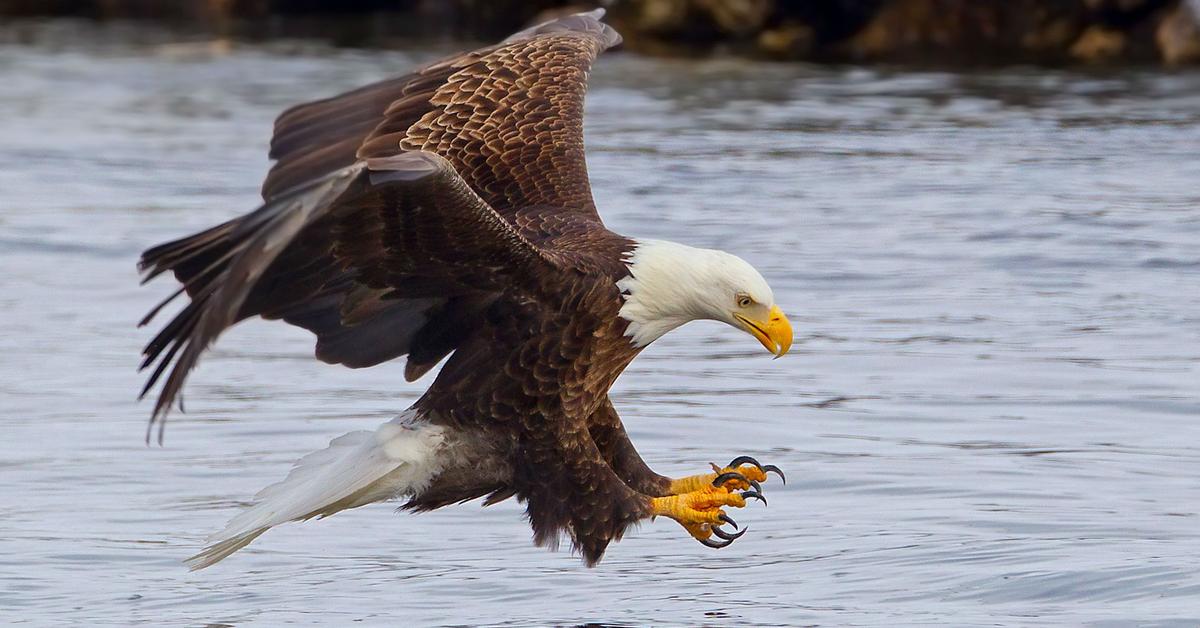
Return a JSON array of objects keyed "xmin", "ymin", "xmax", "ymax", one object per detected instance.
[{"xmin": 2, "ymin": 0, "xmax": 1199, "ymax": 65}]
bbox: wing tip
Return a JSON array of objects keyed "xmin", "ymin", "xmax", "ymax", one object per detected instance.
[{"xmin": 504, "ymin": 8, "xmax": 622, "ymax": 49}]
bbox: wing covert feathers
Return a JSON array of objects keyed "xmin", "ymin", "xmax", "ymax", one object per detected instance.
[
  {"xmin": 138, "ymin": 154, "xmax": 550, "ymax": 440},
  {"xmin": 140, "ymin": 10, "xmax": 624, "ymax": 436},
  {"xmin": 266, "ymin": 9, "xmax": 619, "ymax": 224}
]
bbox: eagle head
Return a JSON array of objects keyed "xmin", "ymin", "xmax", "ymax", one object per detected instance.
[{"xmin": 617, "ymin": 239, "xmax": 793, "ymax": 356}]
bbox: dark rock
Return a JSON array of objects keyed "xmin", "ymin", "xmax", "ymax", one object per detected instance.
[
  {"xmin": 839, "ymin": 0, "xmax": 1093, "ymax": 64},
  {"xmin": 1157, "ymin": 0, "xmax": 1200, "ymax": 63},
  {"xmin": 695, "ymin": 0, "xmax": 772, "ymax": 36},
  {"xmin": 757, "ymin": 21, "xmax": 815, "ymax": 58},
  {"xmin": 1069, "ymin": 24, "xmax": 1128, "ymax": 61},
  {"xmin": 619, "ymin": 0, "xmax": 691, "ymax": 35},
  {"xmin": 614, "ymin": 0, "xmax": 770, "ymax": 40},
  {"xmin": 1085, "ymin": 0, "xmax": 1174, "ymax": 28},
  {"xmin": 773, "ymin": 0, "xmax": 883, "ymax": 44}
]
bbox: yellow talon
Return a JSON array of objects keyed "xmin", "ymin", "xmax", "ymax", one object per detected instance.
[
  {"xmin": 648, "ymin": 485, "xmax": 748, "ymax": 547},
  {"xmin": 650, "ymin": 484, "xmax": 745, "ymax": 521},
  {"xmin": 654, "ymin": 457, "xmax": 782, "ymax": 548},
  {"xmin": 667, "ymin": 463, "xmax": 770, "ymax": 494},
  {"xmin": 681, "ymin": 521, "xmax": 710, "ymax": 542}
]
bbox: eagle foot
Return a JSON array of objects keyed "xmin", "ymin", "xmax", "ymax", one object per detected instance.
[
  {"xmin": 667, "ymin": 455, "xmax": 786, "ymax": 496},
  {"xmin": 649, "ymin": 484, "xmax": 756, "ymax": 548}
]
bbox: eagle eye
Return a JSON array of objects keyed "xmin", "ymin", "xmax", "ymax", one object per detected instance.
[{"xmin": 736, "ymin": 294, "xmax": 753, "ymax": 308}]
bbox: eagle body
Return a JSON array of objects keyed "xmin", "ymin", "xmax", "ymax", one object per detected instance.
[{"xmin": 140, "ymin": 10, "xmax": 793, "ymax": 570}]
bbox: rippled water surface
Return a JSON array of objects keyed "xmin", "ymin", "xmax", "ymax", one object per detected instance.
[{"xmin": 2, "ymin": 20, "xmax": 1199, "ymax": 627}]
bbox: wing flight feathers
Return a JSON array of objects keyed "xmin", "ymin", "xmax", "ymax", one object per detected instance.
[
  {"xmin": 139, "ymin": 11, "xmax": 626, "ymax": 435},
  {"xmin": 265, "ymin": 10, "xmax": 620, "ymax": 226},
  {"xmin": 138, "ymin": 153, "xmax": 551, "ymax": 440}
]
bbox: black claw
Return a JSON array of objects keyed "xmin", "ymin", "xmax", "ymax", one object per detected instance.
[
  {"xmin": 712, "ymin": 471, "xmax": 750, "ymax": 488},
  {"xmin": 711, "ymin": 525, "xmax": 748, "ymax": 541},
  {"xmin": 728, "ymin": 455, "xmax": 787, "ymax": 485},
  {"xmin": 718, "ymin": 513, "xmax": 738, "ymax": 530},
  {"xmin": 749, "ymin": 479, "xmax": 763, "ymax": 493},
  {"xmin": 698, "ymin": 536, "xmax": 734, "ymax": 549},
  {"xmin": 741, "ymin": 490, "xmax": 767, "ymax": 505},
  {"xmin": 762, "ymin": 464, "xmax": 787, "ymax": 484},
  {"xmin": 727, "ymin": 455, "xmax": 762, "ymax": 469}
]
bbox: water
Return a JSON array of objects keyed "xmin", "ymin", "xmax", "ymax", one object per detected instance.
[{"xmin": 2, "ymin": 20, "xmax": 1199, "ymax": 627}]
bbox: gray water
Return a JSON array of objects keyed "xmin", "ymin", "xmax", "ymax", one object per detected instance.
[{"xmin": 2, "ymin": 20, "xmax": 1199, "ymax": 627}]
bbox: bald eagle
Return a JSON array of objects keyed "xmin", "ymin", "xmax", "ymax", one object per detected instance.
[{"xmin": 138, "ymin": 9, "xmax": 792, "ymax": 570}]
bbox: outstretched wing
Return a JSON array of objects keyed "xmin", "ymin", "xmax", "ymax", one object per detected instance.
[
  {"xmin": 263, "ymin": 9, "xmax": 621, "ymax": 231},
  {"xmin": 138, "ymin": 11, "xmax": 626, "ymax": 437},
  {"xmin": 138, "ymin": 152, "xmax": 554, "ymax": 438}
]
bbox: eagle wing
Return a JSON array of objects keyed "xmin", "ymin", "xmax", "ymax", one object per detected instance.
[
  {"xmin": 262, "ymin": 9, "xmax": 620, "ymax": 225},
  {"xmin": 139, "ymin": 11, "xmax": 624, "ymax": 436},
  {"xmin": 139, "ymin": 152, "xmax": 552, "ymax": 437}
]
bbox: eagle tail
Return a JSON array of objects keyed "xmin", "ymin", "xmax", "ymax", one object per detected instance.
[{"xmin": 186, "ymin": 409, "xmax": 445, "ymax": 570}]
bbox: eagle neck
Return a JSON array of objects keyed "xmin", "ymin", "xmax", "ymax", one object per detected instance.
[{"xmin": 615, "ymin": 239, "xmax": 712, "ymax": 348}]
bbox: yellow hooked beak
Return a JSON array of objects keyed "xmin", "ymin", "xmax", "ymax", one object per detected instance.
[{"xmin": 734, "ymin": 305, "xmax": 793, "ymax": 358}]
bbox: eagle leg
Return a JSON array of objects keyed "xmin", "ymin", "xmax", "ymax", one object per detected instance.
[
  {"xmin": 648, "ymin": 484, "xmax": 753, "ymax": 548},
  {"xmin": 666, "ymin": 456, "xmax": 786, "ymax": 496}
]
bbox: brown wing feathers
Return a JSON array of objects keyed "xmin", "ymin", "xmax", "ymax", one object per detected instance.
[
  {"xmin": 140, "ymin": 166, "xmax": 366, "ymax": 436},
  {"xmin": 266, "ymin": 10, "xmax": 619, "ymax": 220},
  {"xmin": 385, "ymin": 26, "xmax": 618, "ymax": 216},
  {"xmin": 261, "ymin": 41, "xmax": 507, "ymax": 200},
  {"xmin": 263, "ymin": 73, "xmax": 454, "ymax": 200},
  {"xmin": 139, "ymin": 154, "xmax": 550, "ymax": 439},
  {"xmin": 139, "ymin": 11, "xmax": 621, "ymax": 435}
]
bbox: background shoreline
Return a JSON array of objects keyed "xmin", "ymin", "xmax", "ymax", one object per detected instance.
[{"xmin": 2, "ymin": 0, "xmax": 1199, "ymax": 66}]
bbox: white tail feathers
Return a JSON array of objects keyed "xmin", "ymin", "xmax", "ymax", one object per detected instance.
[{"xmin": 186, "ymin": 409, "xmax": 446, "ymax": 570}]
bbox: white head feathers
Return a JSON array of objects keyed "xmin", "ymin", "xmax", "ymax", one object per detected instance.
[{"xmin": 617, "ymin": 239, "xmax": 775, "ymax": 348}]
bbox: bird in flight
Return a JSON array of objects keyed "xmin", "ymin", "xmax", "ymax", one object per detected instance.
[{"xmin": 138, "ymin": 9, "xmax": 792, "ymax": 570}]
